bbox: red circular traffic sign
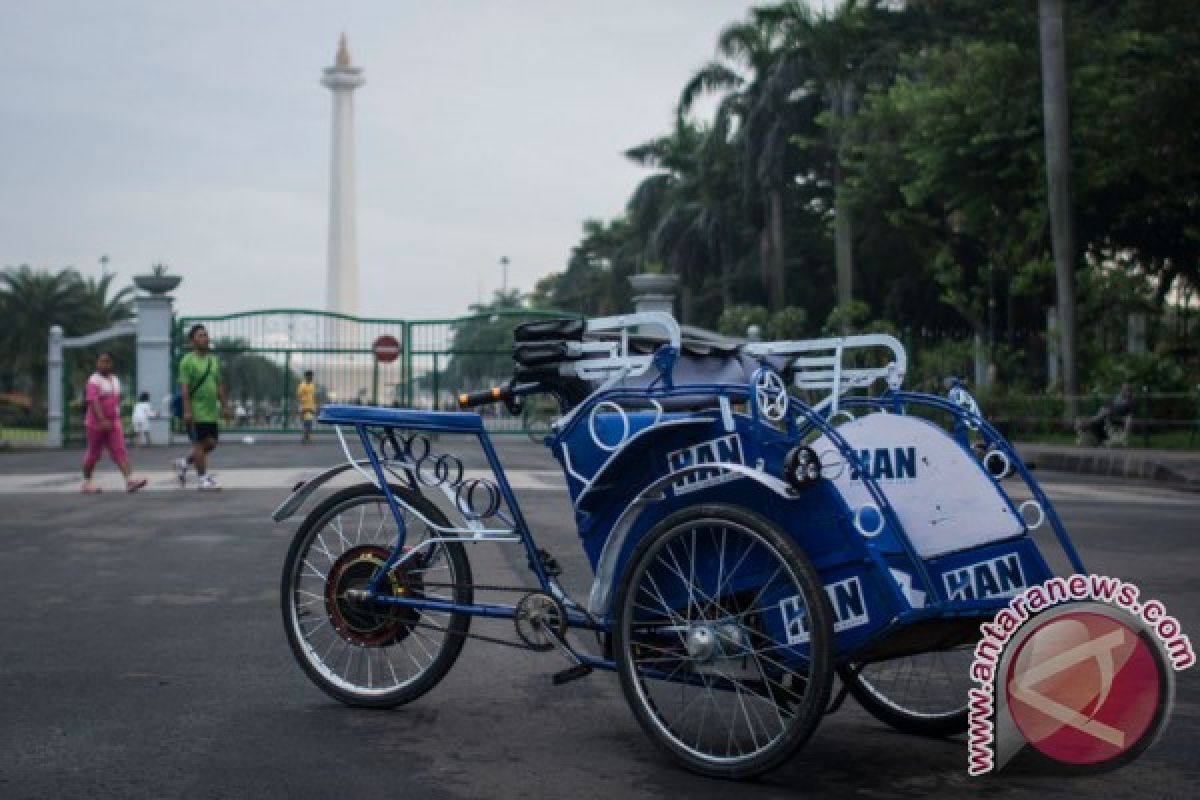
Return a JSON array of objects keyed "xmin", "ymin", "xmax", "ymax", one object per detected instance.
[{"xmin": 372, "ymin": 334, "xmax": 401, "ymax": 364}]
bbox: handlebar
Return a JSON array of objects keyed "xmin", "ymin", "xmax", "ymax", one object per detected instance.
[
  {"xmin": 457, "ymin": 381, "xmax": 541, "ymax": 411},
  {"xmin": 458, "ymin": 384, "xmax": 515, "ymax": 409}
]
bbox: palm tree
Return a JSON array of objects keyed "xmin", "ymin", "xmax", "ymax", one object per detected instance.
[
  {"xmin": 625, "ymin": 119, "xmax": 746, "ymax": 321},
  {"xmin": 758, "ymin": 0, "xmax": 901, "ymax": 314},
  {"xmin": 678, "ymin": 15, "xmax": 796, "ymax": 310},
  {"xmin": 75, "ymin": 273, "xmax": 135, "ymax": 332},
  {"xmin": 0, "ymin": 266, "xmax": 84, "ymax": 402},
  {"xmin": 0, "ymin": 265, "xmax": 136, "ymax": 414}
]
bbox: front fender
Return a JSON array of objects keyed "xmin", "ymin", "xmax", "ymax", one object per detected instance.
[
  {"xmin": 586, "ymin": 462, "xmax": 794, "ymax": 617},
  {"xmin": 270, "ymin": 460, "xmax": 412, "ymax": 522}
]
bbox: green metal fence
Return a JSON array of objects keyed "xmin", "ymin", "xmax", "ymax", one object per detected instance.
[{"xmin": 174, "ymin": 308, "xmax": 573, "ymax": 435}]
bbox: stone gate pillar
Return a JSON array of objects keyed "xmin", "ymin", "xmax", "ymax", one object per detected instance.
[
  {"xmin": 629, "ymin": 273, "xmax": 679, "ymax": 316},
  {"xmin": 47, "ymin": 326, "xmax": 64, "ymax": 447},
  {"xmin": 135, "ymin": 293, "xmax": 175, "ymax": 445}
]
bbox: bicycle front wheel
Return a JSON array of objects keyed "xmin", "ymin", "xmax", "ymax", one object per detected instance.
[{"xmin": 281, "ymin": 483, "xmax": 473, "ymax": 708}]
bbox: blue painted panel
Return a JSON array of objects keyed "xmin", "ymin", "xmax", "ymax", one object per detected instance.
[{"xmin": 925, "ymin": 537, "xmax": 1052, "ymax": 605}]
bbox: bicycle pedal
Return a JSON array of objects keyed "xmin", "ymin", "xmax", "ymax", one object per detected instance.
[{"xmin": 551, "ymin": 664, "xmax": 593, "ymax": 686}]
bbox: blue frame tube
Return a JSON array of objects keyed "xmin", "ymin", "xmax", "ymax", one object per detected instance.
[
  {"xmin": 477, "ymin": 430, "xmax": 552, "ymax": 590},
  {"xmin": 344, "ymin": 420, "xmax": 560, "ymax": 614}
]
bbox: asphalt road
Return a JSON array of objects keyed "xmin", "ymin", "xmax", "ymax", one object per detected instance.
[{"xmin": 0, "ymin": 439, "xmax": 1196, "ymax": 799}]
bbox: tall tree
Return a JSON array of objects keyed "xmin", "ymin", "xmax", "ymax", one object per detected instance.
[
  {"xmin": 1, "ymin": 267, "xmax": 84, "ymax": 406},
  {"xmin": 679, "ymin": 15, "xmax": 796, "ymax": 310},
  {"xmin": 74, "ymin": 273, "xmax": 135, "ymax": 333},
  {"xmin": 761, "ymin": 0, "xmax": 901, "ymax": 314},
  {"xmin": 624, "ymin": 119, "xmax": 747, "ymax": 322},
  {"xmin": 1039, "ymin": 0, "xmax": 1079, "ymax": 415}
]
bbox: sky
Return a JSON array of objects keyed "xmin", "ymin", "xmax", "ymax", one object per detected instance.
[{"xmin": 0, "ymin": 1, "xmax": 763, "ymax": 320}]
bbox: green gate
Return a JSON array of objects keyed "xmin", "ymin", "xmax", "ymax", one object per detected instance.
[{"xmin": 173, "ymin": 308, "xmax": 573, "ymax": 435}]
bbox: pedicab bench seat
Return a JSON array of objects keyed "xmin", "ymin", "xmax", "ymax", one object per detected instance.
[{"xmin": 319, "ymin": 404, "xmax": 485, "ymax": 434}]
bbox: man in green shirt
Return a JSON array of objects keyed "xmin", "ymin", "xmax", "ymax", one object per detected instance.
[{"xmin": 174, "ymin": 324, "xmax": 226, "ymax": 490}]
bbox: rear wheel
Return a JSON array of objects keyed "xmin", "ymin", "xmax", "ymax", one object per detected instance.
[
  {"xmin": 281, "ymin": 483, "xmax": 472, "ymax": 707},
  {"xmin": 840, "ymin": 647, "xmax": 973, "ymax": 736},
  {"xmin": 613, "ymin": 505, "xmax": 834, "ymax": 778}
]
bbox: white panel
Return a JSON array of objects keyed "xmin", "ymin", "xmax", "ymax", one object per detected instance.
[{"xmin": 811, "ymin": 413, "xmax": 1022, "ymax": 558}]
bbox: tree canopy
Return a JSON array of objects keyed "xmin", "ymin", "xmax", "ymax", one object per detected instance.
[
  {"xmin": 0, "ymin": 265, "xmax": 135, "ymax": 414},
  {"xmin": 535, "ymin": 0, "xmax": 1198, "ymax": 392}
]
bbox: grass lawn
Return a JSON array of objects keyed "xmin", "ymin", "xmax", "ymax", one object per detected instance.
[{"xmin": 0, "ymin": 426, "xmax": 48, "ymax": 446}]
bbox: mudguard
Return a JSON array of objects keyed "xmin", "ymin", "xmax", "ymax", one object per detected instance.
[
  {"xmin": 270, "ymin": 460, "xmax": 410, "ymax": 522},
  {"xmin": 586, "ymin": 461, "xmax": 794, "ymax": 616}
]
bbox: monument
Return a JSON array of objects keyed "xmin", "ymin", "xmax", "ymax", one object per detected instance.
[
  {"xmin": 318, "ymin": 36, "xmax": 382, "ymax": 406},
  {"xmin": 321, "ymin": 34, "xmax": 365, "ymax": 317}
]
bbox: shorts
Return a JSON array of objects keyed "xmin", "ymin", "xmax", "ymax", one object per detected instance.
[
  {"xmin": 188, "ymin": 422, "xmax": 220, "ymax": 444},
  {"xmin": 302, "ymin": 410, "xmax": 315, "ymax": 430}
]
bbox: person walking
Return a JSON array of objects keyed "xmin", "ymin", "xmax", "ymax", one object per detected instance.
[
  {"xmin": 174, "ymin": 324, "xmax": 225, "ymax": 490},
  {"xmin": 297, "ymin": 370, "xmax": 318, "ymax": 444},
  {"xmin": 81, "ymin": 352, "xmax": 148, "ymax": 493},
  {"xmin": 131, "ymin": 391, "xmax": 155, "ymax": 447}
]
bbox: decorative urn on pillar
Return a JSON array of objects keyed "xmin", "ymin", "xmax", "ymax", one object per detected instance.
[{"xmin": 132, "ymin": 263, "xmax": 182, "ymax": 295}]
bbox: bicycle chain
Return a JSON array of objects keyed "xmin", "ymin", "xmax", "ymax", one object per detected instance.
[
  {"xmin": 391, "ymin": 579, "xmax": 543, "ymax": 595},
  {"xmin": 404, "ymin": 617, "xmax": 548, "ymax": 653},
  {"xmin": 391, "ymin": 579, "xmax": 601, "ymax": 629},
  {"xmin": 370, "ymin": 580, "xmax": 605, "ymax": 652}
]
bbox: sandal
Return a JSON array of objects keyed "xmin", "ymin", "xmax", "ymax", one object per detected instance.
[{"xmin": 126, "ymin": 478, "xmax": 148, "ymax": 493}]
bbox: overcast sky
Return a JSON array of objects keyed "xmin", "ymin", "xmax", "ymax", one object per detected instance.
[{"xmin": 0, "ymin": 1, "xmax": 766, "ymax": 320}]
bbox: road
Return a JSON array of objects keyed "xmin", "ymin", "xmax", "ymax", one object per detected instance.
[{"xmin": 0, "ymin": 439, "xmax": 1196, "ymax": 798}]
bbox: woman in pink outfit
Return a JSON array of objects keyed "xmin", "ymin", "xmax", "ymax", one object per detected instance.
[{"xmin": 81, "ymin": 352, "xmax": 147, "ymax": 493}]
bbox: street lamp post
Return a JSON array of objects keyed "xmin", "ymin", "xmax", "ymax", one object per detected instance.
[{"xmin": 500, "ymin": 256, "xmax": 509, "ymax": 296}]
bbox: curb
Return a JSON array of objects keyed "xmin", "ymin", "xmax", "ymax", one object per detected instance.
[{"xmin": 1018, "ymin": 445, "xmax": 1200, "ymax": 490}]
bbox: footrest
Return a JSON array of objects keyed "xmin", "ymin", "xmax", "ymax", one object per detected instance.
[{"xmin": 552, "ymin": 664, "xmax": 593, "ymax": 685}]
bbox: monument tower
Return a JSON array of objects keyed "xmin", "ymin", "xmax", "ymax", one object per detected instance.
[{"xmin": 321, "ymin": 34, "xmax": 364, "ymax": 316}]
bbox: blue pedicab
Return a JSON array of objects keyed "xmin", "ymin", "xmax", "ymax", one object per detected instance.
[{"xmin": 273, "ymin": 312, "xmax": 1085, "ymax": 778}]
